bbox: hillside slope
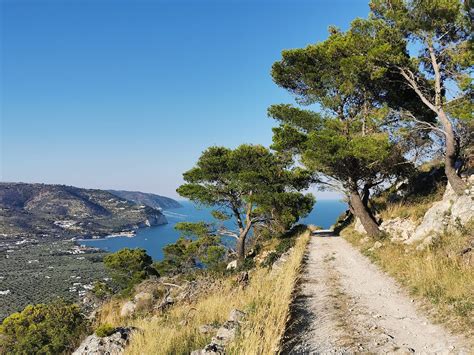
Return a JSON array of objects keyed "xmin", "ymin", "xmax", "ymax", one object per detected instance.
[
  {"xmin": 108, "ymin": 190, "xmax": 182, "ymax": 209},
  {"xmin": 0, "ymin": 183, "xmax": 167, "ymax": 238}
]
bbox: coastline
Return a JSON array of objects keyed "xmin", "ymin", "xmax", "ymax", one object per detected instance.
[{"xmin": 75, "ymin": 230, "xmax": 137, "ymax": 242}]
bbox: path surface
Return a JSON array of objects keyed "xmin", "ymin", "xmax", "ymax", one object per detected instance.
[{"xmin": 282, "ymin": 233, "xmax": 471, "ymax": 354}]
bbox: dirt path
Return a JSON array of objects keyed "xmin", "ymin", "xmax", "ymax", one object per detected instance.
[{"xmin": 282, "ymin": 234, "xmax": 471, "ymax": 354}]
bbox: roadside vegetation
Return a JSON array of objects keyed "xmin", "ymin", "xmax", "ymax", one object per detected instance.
[{"xmin": 94, "ymin": 229, "xmax": 310, "ymax": 354}]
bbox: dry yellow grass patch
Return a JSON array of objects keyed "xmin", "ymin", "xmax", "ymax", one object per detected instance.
[
  {"xmin": 373, "ymin": 184, "xmax": 445, "ymax": 222},
  {"xmin": 96, "ymin": 229, "xmax": 310, "ymax": 355},
  {"xmin": 343, "ymin": 224, "xmax": 474, "ymax": 337}
]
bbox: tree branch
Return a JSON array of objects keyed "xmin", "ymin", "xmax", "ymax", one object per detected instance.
[{"xmin": 398, "ymin": 67, "xmax": 438, "ymax": 112}]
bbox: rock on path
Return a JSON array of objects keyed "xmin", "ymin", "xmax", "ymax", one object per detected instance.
[{"xmin": 282, "ymin": 234, "xmax": 471, "ymax": 354}]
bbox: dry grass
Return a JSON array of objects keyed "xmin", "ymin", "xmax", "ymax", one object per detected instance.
[
  {"xmin": 375, "ymin": 186, "xmax": 445, "ymax": 222},
  {"xmin": 96, "ymin": 229, "xmax": 310, "ymax": 355},
  {"xmin": 372, "ymin": 185, "xmax": 445, "ymax": 222},
  {"xmin": 343, "ymin": 224, "xmax": 474, "ymax": 337}
]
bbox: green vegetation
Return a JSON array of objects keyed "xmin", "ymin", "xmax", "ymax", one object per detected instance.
[
  {"xmin": 369, "ymin": 0, "xmax": 473, "ymax": 195},
  {"xmin": 268, "ymin": 0, "xmax": 472, "ymax": 238},
  {"xmin": 103, "ymin": 248, "xmax": 157, "ymax": 294},
  {"xmin": 0, "ymin": 240, "xmax": 109, "ymax": 321},
  {"xmin": 154, "ymin": 222, "xmax": 227, "ymax": 275},
  {"xmin": 0, "ymin": 301, "xmax": 87, "ymax": 355},
  {"xmin": 96, "ymin": 229, "xmax": 311, "ymax": 355},
  {"xmin": 268, "ymin": 33, "xmax": 414, "ymax": 237},
  {"xmin": 95, "ymin": 324, "xmax": 116, "ymax": 338},
  {"xmin": 91, "ymin": 281, "xmax": 113, "ymax": 300},
  {"xmin": 176, "ymin": 144, "xmax": 314, "ymax": 260}
]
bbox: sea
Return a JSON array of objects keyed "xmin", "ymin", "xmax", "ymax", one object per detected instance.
[{"xmin": 80, "ymin": 200, "xmax": 347, "ymax": 260}]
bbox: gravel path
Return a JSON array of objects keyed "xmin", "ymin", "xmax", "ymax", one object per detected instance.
[{"xmin": 282, "ymin": 233, "xmax": 471, "ymax": 354}]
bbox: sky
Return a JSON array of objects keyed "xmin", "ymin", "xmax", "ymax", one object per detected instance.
[{"xmin": 1, "ymin": 0, "xmax": 369, "ymax": 199}]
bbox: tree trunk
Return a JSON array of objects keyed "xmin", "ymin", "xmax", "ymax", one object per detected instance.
[
  {"xmin": 349, "ymin": 189, "xmax": 381, "ymax": 238},
  {"xmin": 236, "ymin": 224, "xmax": 252, "ymax": 261},
  {"xmin": 438, "ymin": 109, "xmax": 467, "ymax": 195}
]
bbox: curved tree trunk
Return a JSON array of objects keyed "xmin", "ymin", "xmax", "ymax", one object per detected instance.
[
  {"xmin": 349, "ymin": 189, "xmax": 381, "ymax": 238},
  {"xmin": 399, "ymin": 45, "xmax": 467, "ymax": 196},
  {"xmin": 236, "ymin": 223, "xmax": 252, "ymax": 261},
  {"xmin": 439, "ymin": 109, "xmax": 467, "ymax": 195}
]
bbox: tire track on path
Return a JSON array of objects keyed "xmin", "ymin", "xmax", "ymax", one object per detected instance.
[{"xmin": 282, "ymin": 234, "xmax": 471, "ymax": 354}]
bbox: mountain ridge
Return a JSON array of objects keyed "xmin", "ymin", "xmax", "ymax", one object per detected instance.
[
  {"xmin": 108, "ymin": 189, "xmax": 182, "ymax": 210},
  {"xmin": 0, "ymin": 182, "xmax": 168, "ymax": 239}
]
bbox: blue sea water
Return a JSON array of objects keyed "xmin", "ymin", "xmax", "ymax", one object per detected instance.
[{"xmin": 80, "ymin": 200, "xmax": 347, "ymax": 260}]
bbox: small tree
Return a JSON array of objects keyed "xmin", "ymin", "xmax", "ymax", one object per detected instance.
[
  {"xmin": 270, "ymin": 24, "xmax": 415, "ymax": 237},
  {"xmin": 368, "ymin": 0, "xmax": 472, "ymax": 194},
  {"xmin": 154, "ymin": 222, "xmax": 227, "ymax": 275},
  {"xmin": 103, "ymin": 248, "xmax": 156, "ymax": 292},
  {"xmin": 177, "ymin": 144, "xmax": 314, "ymax": 260},
  {"xmin": 0, "ymin": 301, "xmax": 86, "ymax": 354}
]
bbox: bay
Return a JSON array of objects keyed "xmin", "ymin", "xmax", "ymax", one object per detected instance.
[{"xmin": 80, "ymin": 199, "xmax": 347, "ymax": 260}]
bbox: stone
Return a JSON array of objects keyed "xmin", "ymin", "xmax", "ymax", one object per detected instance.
[
  {"xmin": 120, "ymin": 301, "xmax": 136, "ymax": 318},
  {"xmin": 72, "ymin": 327, "xmax": 133, "ymax": 355},
  {"xmin": 134, "ymin": 291, "xmax": 153, "ymax": 303},
  {"xmin": 228, "ymin": 309, "xmax": 246, "ymax": 322},
  {"xmin": 360, "ymin": 236, "xmax": 370, "ymax": 244},
  {"xmin": 191, "ymin": 342, "xmax": 225, "ymax": 355},
  {"xmin": 199, "ymin": 324, "xmax": 219, "ymax": 334},
  {"xmin": 369, "ymin": 241, "xmax": 383, "ymax": 251},
  {"xmin": 213, "ymin": 321, "xmax": 237, "ymax": 345},
  {"xmin": 379, "ymin": 217, "xmax": 417, "ymax": 242},
  {"xmin": 192, "ymin": 319, "xmax": 240, "ymax": 354},
  {"xmin": 406, "ymin": 182, "xmax": 474, "ymax": 245},
  {"xmin": 255, "ymin": 250, "xmax": 275, "ymax": 265},
  {"xmin": 133, "ymin": 292, "xmax": 154, "ymax": 303},
  {"xmin": 271, "ymin": 249, "xmax": 293, "ymax": 272},
  {"xmin": 450, "ymin": 195, "xmax": 474, "ymax": 225},
  {"xmin": 226, "ymin": 260, "xmax": 238, "ymax": 270},
  {"xmin": 133, "ymin": 291, "xmax": 154, "ymax": 311}
]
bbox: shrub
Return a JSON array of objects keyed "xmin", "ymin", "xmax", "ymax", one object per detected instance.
[
  {"xmin": 91, "ymin": 281, "xmax": 113, "ymax": 300},
  {"xmin": 0, "ymin": 301, "xmax": 87, "ymax": 355},
  {"xmin": 154, "ymin": 234, "xmax": 227, "ymax": 276},
  {"xmin": 275, "ymin": 238, "xmax": 296, "ymax": 255},
  {"xmin": 95, "ymin": 324, "xmax": 116, "ymax": 338},
  {"xmin": 103, "ymin": 248, "xmax": 157, "ymax": 293}
]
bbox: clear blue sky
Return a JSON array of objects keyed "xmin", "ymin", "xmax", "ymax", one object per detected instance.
[{"xmin": 1, "ymin": 0, "xmax": 369, "ymax": 199}]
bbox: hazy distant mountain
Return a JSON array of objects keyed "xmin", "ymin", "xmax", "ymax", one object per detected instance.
[
  {"xmin": 0, "ymin": 182, "xmax": 167, "ymax": 238},
  {"xmin": 108, "ymin": 190, "xmax": 182, "ymax": 210}
]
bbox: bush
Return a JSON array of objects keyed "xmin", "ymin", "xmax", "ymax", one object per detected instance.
[
  {"xmin": 0, "ymin": 301, "xmax": 87, "ymax": 355},
  {"xmin": 103, "ymin": 248, "xmax": 157, "ymax": 293},
  {"xmin": 95, "ymin": 324, "xmax": 116, "ymax": 338},
  {"xmin": 92, "ymin": 281, "xmax": 113, "ymax": 300},
  {"xmin": 275, "ymin": 238, "xmax": 295, "ymax": 255},
  {"xmin": 236, "ymin": 257, "xmax": 256, "ymax": 272},
  {"xmin": 154, "ymin": 234, "xmax": 227, "ymax": 276}
]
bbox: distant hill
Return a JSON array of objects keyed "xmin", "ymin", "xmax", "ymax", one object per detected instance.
[
  {"xmin": 108, "ymin": 190, "xmax": 182, "ymax": 210},
  {"xmin": 0, "ymin": 183, "xmax": 167, "ymax": 238}
]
